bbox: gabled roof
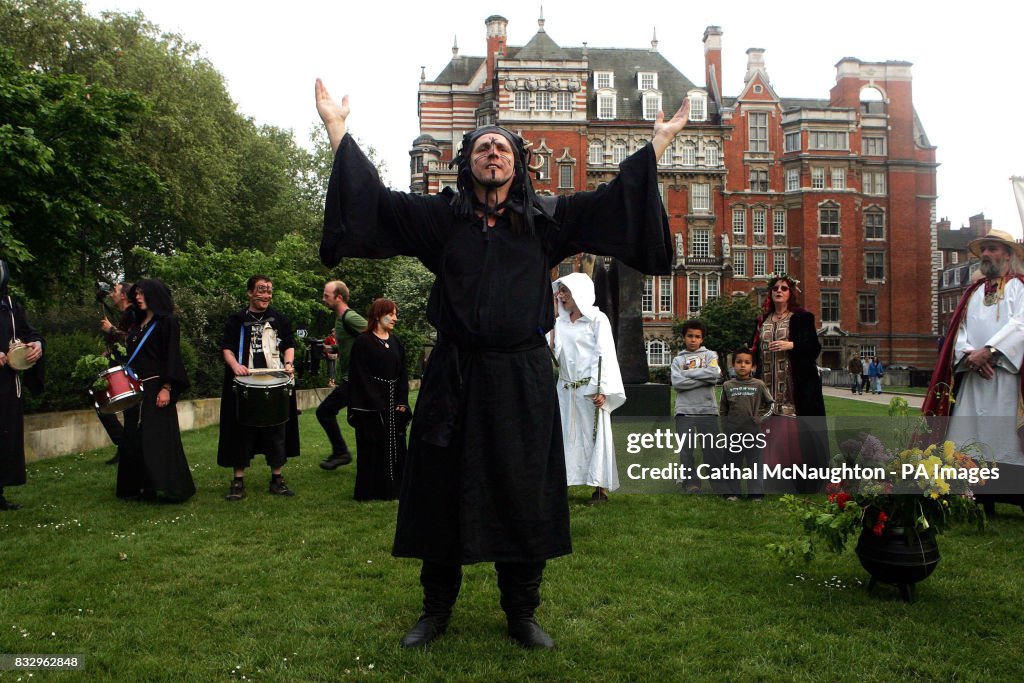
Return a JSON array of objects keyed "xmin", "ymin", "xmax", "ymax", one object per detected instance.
[
  {"xmin": 562, "ymin": 47, "xmax": 697, "ymax": 121},
  {"xmin": 432, "ymin": 56, "xmax": 485, "ymax": 85},
  {"xmin": 515, "ymin": 29, "xmax": 569, "ymax": 61}
]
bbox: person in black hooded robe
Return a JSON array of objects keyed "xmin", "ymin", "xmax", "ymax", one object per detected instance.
[
  {"xmin": 0, "ymin": 260, "xmax": 44, "ymax": 511},
  {"xmin": 115, "ymin": 278, "xmax": 195, "ymax": 502},
  {"xmin": 315, "ymin": 79, "xmax": 688, "ymax": 650}
]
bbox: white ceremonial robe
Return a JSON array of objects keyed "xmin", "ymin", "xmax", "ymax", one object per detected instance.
[
  {"xmin": 946, "ymin": 279, "xmax": 1024, "ymax": 465},
  {"xmin": 552, "ymin": 273, "xmax": 626, "ymax": 490}
]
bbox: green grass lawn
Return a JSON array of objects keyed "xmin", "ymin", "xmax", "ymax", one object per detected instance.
[{"xmin": 2, "ymin": 395, "xmax": 1022, "ymax": 681}]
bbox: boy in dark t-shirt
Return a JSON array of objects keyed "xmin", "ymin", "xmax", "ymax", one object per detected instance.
[{"xmin": 719, "ymin": 349, "xmax": 773, "ymax": 500}]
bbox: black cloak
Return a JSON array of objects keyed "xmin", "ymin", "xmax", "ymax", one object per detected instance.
[{"xmin": 322, "ymin": 133, "xmax": 672, "ymax": 563}]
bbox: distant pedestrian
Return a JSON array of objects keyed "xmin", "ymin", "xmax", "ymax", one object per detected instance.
[
  {"xmin": 847, "ymin": 354, "xmax": 862, "ymax": 394},
  {"xmin": 868, "ymin": 357, "xmax": 884, "ymax": 395}
]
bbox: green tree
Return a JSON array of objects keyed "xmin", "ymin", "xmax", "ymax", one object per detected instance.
[
  {"xmin": 673, "ymin": 293, "xmax": 762, "ymax": 359},
  {"xmin": 0, "ymin": 46, "xmax": 157, "ymax": 298}
]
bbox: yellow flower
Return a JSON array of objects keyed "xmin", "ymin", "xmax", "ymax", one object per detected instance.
[{"xmin": 942, "ymin": 440, "xmax": 956, "ymax": 464}]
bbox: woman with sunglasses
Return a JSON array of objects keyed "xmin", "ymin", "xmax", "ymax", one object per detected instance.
[{"xmin": 750, "ymin": 275, "xmax": 827, "ymax": 492}]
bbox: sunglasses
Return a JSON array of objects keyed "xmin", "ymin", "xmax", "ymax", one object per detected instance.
[{"xmin": 772, "ymin": 285, "xmax": 790, "ymax": 292}]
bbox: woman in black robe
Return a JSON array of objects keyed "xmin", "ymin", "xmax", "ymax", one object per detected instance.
[
  {"xmin": 0, "ymin": 260, "xmax": 44, "ymax": 511},
  {"xmin": 347, "ymin": 298, "xmax": 410, "ymax": 501},
  {"xmin": 115, "ymin": 279, "xmax": 195, "ymax": 502}
]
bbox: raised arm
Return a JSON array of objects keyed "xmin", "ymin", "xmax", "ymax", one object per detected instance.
[
  {"xmin": 315, "ymin": 79, "xmax": 349, "ymax": 155},
  {"xmin": 651, "ymin": 98, "xmax": 690, "ymax": 160}
]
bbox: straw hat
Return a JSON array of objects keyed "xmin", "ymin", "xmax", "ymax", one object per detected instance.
[{"xmin": 968, "ymin": 229, "xmax": 1024, "ymax": 260}]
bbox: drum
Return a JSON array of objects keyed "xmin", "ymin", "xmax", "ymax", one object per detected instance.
[
  {"xmin": 91, "ymin": 365, "xmax": 144, "ymax": 415},
  {"xmin": 7, "ymin": 341, "xmax": 36, "ymax": 370},
  {"xmin": 233, "ymin": 371, "xmax": 293, "ymax": 427}
]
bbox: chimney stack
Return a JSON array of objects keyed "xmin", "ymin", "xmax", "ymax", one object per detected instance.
[
  {"xmin": 745, "ymin": 47, "xmax": 768, "ymax": 84},
  {"xmin": 485, "ymin": 15, "xmax": 508, "ymax": 87},
  {"xmin": 703, "ymin": 26, "xmax": 722, "ymax": 91}
]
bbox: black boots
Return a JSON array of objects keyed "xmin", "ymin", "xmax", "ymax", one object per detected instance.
[
  {"xmin": 401, "ymin": 562, "xmax": 462, "ymax": 648},
  {"xmin": 497, "ymin": 561, "xmax": 554, "ymax": 650},
  {"xmin": 401, "ymin": 561, "xmax": 554, "ymax": 649}
]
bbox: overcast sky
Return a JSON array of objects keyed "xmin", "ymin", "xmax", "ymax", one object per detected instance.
[{"xmin": 84, "ymin": 0, "xmax": 1024, "ymax": 237}]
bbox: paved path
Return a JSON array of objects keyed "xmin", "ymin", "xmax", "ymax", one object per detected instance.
[{"xmin": 822, "ymin": 386, "xmax": 924, "ymax": 409}]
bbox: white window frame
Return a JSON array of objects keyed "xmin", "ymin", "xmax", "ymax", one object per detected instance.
[
  {"xmin": 811, "ymin": 167, "xmax": 825, "ymax": 189},
  {"xmin": 514, "ymin": 91, "xmax": 530, "ymax": 111},
  {"xmin": 748, "ymin": 111, "xmax": 769, "ymax": 152},
  {"xmin": 691, "ymin": 229, "xmax": 710, "ymax": 257},
  {"xmin": 588, "ymin": 141, "xmax": 603, "ymax": 165},
  {"xmin": 689, "ymin": 91, "xmax": 707, "ymax": 122},
  {"xmin": 659, "ymin": 275, "xmax": 672, "ymax": 313},
  {"xmin": 646, "ymin": 339, "xmax": 670, "ymax": 367},
  {"xmin": 753, "ymin": 251, "xmax": 767, "ymax": 277},
  {"xmin": 864, "ymin": 171, "xmax": 886, "ymax": 196},
  {"xmin": 830, "ymin": 167, "xmax": 846, "ymax": 190},
  {"xmin": 820, "ymin": 206, "xmax": 840, "ymax": 236},
  {"xmin": 706, "ymin": 275, "xmax": 720, "ymax": 301},
  {"xmin": 732, "ymin": 208, "xmax": 746, "ymax": 235},
  {"xmin": 595, "ymin": 71, "xmax": 614, "ymax": 89},
  {"xmin": 597, "ymin": 94, "xmax": 616, "ymax": 120},
  {"xmin": 642, "ymin": 276, "xmax": 654, "ymax": 314},
  {"xmin": 733, "ymin": 250, "xmax": 747, "ymax": 276},
  {"xmin": 861, "ymin": 343, "xmax": 877, "ymax": 358},
  {"xmin": 681, "ymin": 143, "xmax": 696, "ymax": 166},
  {"xmin": 556, "ymin": 92, "xmax": 573, "ymax": 111},
  {"xmin": 785, "ymin": 168, "xmax": 800, "ymax": 191},
  {"xmin": 752, "ymin": 208, "xmax": 767, "ymax": 235},
  {"xmin": 773, "ymin": 209, "xmax": 786, "ymax": 235},
  {"xmin": 534, "ymin": 91, "xmax": 551, "ymax": 111},
  {"xmin": 643, "ymin": 93, "xmax": 662, "ymax": 121},
  {"xmin": 638, "ymin": 71, "xmax": 658, "ymax": 91},
  {"xmin": 612, "ymin": 142, "xmax": 627, "ymax": 164},
  {"xmin": 704, "ymin": 143, "xmax": 719, "ymax": 166},
  {"xmin": 688, "ymin": 274, "xmax": 701, "ymax": 313},
  {"xmin": 691, "ymin": 183, "xmax": 710, "ymax": 213},
  {"xmin": 773, "ymin": 250, "xmax": 787, "ymax": 275}
]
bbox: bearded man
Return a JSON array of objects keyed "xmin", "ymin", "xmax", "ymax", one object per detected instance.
[
  {"xmin": 315, "ymin": 79, "xmax": 686, "ymax": 649},
  {"xmin": 924, "ymin": 229, "xmax": 1024, "ymax": 514}
]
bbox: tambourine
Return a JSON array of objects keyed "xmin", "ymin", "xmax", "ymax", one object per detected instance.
[{"xmin": 7, "ymin": 340, "xmax": 37, "ymax": 370}]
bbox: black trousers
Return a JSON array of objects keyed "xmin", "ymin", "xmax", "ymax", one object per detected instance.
[
  {"xmin": 315, "ymin": 380, "xmax": 351, "ymax": 457},
  {"xmin": 96, "ymin": 409, "xmax": 124, "ymax": 446},
  {"xmin": 419, "ymin": 560, "xmax": 546, "ymax": 619}
]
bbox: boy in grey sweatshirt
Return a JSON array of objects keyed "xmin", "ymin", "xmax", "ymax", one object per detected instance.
[{"xmin": 671, "ymin": 320, "xmax": 721, "ymax": 492}]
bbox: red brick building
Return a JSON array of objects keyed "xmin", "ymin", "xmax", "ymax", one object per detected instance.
[{"xmin": 409, "ymin": 15, "xmax": 939, "ymax": 370}]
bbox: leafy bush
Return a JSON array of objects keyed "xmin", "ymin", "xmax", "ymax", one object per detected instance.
[{"xmin": 23, "ymin": 331, "xmax": 106, "ymax": 414}]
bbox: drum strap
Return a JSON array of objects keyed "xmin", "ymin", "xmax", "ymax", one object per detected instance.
[{"xmin": 125, "ymin": 322, "xmax": 157, "ymax": 378}]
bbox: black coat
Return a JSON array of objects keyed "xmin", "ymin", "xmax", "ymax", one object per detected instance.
[
  {"xmin": 322, "ymin": 135, "xmax": 673, "ymax": 563},
  {"xmin": 0, "ymin": 296, "xmax": 44, "ymax": 487}
]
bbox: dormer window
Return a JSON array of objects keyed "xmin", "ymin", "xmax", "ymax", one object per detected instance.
[
  {"xmin": 638, "ymin": 71, "xmax": 658, "ymax": 91},
  {"xmin": 688, "ymin": 90, "xmax": 708, "ymax": 122},
  {"xmin": 597, "ymin": 93, "xmax": 616, "ymax": 120},
  {"xmin": 643, "ymin": 93, "xmax": 662, "ymax": 120},
  {"xmin": 595, "ymin": 71, "xmax": 614, "ymax": 89}
]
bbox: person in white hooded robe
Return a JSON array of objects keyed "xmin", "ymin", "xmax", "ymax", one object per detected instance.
[{"xmin": 551, "ymin": 272, "xmax": 626, "ymax": 503}]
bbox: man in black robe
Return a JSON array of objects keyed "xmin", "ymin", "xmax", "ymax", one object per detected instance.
[
  {"xmin": 0, "ymin": 260, "xmax": 44, "ymax": 511},
  {"xmin": 217, "ymin": 274, "xmax": 299, "ymax": 500},
  {"xmin": 315, "ymin": 79, "xmax": 687, "ymax": 649}
]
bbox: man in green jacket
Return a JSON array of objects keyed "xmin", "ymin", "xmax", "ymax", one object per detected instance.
[{"xmin": 317, "ymin": 280, "xmax": 367, "ymax": 470}]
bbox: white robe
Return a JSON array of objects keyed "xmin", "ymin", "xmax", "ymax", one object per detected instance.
[
  {"xmin": 552, "ymin": 274, "xmax": 626, "ymax": 490},
  {"xmin": 946, "ymin": 279, "xmax": 1024, "ymax": 465}
]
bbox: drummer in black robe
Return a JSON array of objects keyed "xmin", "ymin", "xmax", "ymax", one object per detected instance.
[
  {"xmin": 217, "ymin": 274, "xmax": 299, "ymax": 501},
  {"xmin": 115, "ymin": 278, "xmax": 195, "ymax": 502},
  {"xmin": 315, "ymin": 80, "xmax": 686, "ymax": 650},
  {"xmin": 0, "ymin": 260, "xmax": 44, "ymax": 511},
  {"xmin": 347, "ymin": 298, "xmax": 410, "ymax": 502}
]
